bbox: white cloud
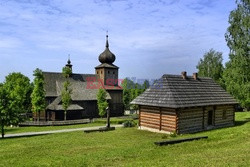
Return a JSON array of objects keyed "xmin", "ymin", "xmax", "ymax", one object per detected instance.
[
  {"xmin": 0, "ymin": 0, "xmax": 237, "ymax": 82},
  {"xmin": 0, "ymin": 37, "xmax": 22, "ymax": 48}
]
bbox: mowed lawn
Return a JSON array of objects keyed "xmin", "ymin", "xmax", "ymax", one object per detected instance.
[{"xmin": 0, "ymin": 112, "xmax": 249, "ymax": 167}]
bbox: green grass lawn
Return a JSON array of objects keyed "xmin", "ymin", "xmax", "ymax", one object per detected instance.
[{"xmin": 0, "ymin": 112, "xmax": 249, "ymax": 167}]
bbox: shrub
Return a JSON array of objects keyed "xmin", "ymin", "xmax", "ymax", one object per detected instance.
[
  {"xmin": 123, "ymin": 120, "xmax": 136, "ymax": 128},
  {"xmin": 170, "ymin": 131, "xmax": 177, "ymax": 137},
  {"xmin": 131, "ymin": 114, "xmax": 139, "ymax": 120}
]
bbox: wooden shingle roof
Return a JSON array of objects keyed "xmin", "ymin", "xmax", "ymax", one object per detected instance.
[
  {"xmin": 131, "ymin": 74, "xmax": 238, "ymax": 108},
  {"xmin": 43, "ymin": 72, "xmax": 111, "ymax": 101},
  {"xmin": 95, "ymin": 63, "xmax": 119, "ymax": 69},
  {"xmin": 46, "ymin": 96, "xmax": 84, "ymax": 111}
]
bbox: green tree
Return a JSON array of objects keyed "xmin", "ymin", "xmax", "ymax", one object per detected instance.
[
  {"xmin": 31, "ymin": 68, "xmax": 46, "ymax": 122},
  {"xmin": 130, "ymin": 84, "xmax": 139, "ymax": 110},
  {"xmin": 121, "ymin": 78, "xmax": 131, "ymax": 110},
  {"xmin": 223, "ymin": 0, "xmax": 250, "ymax": 108},
  {"xmin": 196, "ymin": 49, "xmax": 224, "ymax": 83},
  {"xmin": 0, "ymin": 85, "xmax": 12, "ymax": 138},
  {"xmin": 0, "ymin": 72, "xmax": 31, "ymax": 138},
  {"xmin": 62, "ymin": 66, "xmax": 72, "ymax": 78},
  {"xmin": 61, "ymin": 81, "xmax": 72, "ymax": 120},
  {"xmin": 142, "ymin": 80, "xmax": 150, "ymax": 92},
  {"xmin": 97, "ymin": 88, "xmax": 108, "ymax": 117},
  {"xmin": 4, "ymin": 72, "xmax": 33, "ymax": 114},
  {"xmin": 61, "ymin": 66, "xmax": 72, "ymax": 120},
  {"xmin": 122, "ymin": 78, "xmax": 149, "ymax": 110}
]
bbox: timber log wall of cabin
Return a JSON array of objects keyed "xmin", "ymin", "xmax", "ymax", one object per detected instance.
[
  {"xmin": 139, "ymin": 104, "xmax": 235, "ymax": 134},
  {"xmin": 214, "ymin": 105, "xmax": 235, "ymax": 128},
  {"xmin": 178, "ymin": 105, "xmax": 235, "ymax": 134},
  {"xmin": 139, "ymin": 106, "xmax": 177, "ymax": 133},
  {"xmin": 178, "ymin": 107, "xmax": 204, "ymax": 134}
]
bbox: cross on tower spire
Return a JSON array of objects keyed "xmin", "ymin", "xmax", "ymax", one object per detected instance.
[{"xmin": 106, "ymin": 31, "xmax": 109, "ymax": 48}]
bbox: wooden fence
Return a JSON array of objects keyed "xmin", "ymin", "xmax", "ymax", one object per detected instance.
[{"xmin": 19, "ymin": 119, "xmax": 91, "ymax": 126}]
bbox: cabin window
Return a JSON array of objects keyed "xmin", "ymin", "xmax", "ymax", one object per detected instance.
[
  {"xmin": 113, "ymin": 71, "xmax": 115, "ymax": 74},
  {"xmin": 97, "ymin": 71, "xmax": 99, "ymax": 74},
  {"xmin": 108, "ymin": 71, "xmax": 110, "ymax": 74},
  {"xmin": 222, "ymin": 110, "xmax": 227, "ymax": 119},
  {"xmin": 101, "ymin": 71, "xmax": 102, "ymax": 74}
]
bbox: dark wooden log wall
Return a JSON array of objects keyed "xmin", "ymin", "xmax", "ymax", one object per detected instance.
[
  {"xmin": 177, "ymin": 105, "xmax": 235, "ymax": 134},
  {"xmin": 214, "ymin": 105, "xmax": 235, "ymax": 128},
  {"xmin": 178, "ymin": 107, "xmax": 204, "ymax": 134}
]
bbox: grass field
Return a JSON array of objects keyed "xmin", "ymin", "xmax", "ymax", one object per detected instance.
[{"xmin": 0, "ymin": 112, "xmax": 249, "ymax": 166}]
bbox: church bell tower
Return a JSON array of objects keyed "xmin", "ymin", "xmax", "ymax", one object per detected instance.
[{"xmin": 95, "ymin": 35, "xmax": 119, "ymax": 86}]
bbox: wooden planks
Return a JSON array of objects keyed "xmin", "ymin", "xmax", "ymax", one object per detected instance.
[
  {"xmin": 214, "ymin": 105, "xmax": 234, "ymax": 127},
  {"xmin": 178, "ymin": 107, "xmax": 203, "ymax": 133},
  {"xmin": 139, "ymin": 104, "xmax": 235, "ymax": 134},
  {"xmin": 155, "ymin": 136, "xmax": 208, "ymax": 146},
  {"xmin": 139, "ymin": 106, "xmax": 177, "ymax": 132}
]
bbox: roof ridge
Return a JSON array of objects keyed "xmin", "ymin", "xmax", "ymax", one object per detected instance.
[
  {"xmin": 43, "ymin": 71, "xmax": 97, "ymax": 76},
  {"xmin": 163, "ymin": 74, "xmax": 213, "ymax": 80}
]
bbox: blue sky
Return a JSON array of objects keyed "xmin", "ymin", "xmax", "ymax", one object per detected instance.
[{"xmin": 0, "ymin": 0, "xmax": 236, "ymax": 82}]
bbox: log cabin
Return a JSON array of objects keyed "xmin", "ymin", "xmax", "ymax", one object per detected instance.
[
  {"xmin": 131, "ymin": 72, "xmax": 238, "ymax": 134},
  {"xmin": 33, "ymin": 35, "xmax": 124, "ymax": 121}
]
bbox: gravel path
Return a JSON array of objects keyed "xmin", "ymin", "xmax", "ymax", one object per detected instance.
[{"xmin": 1, "ymin": 125, "xmax": 123, "ymax": 138}]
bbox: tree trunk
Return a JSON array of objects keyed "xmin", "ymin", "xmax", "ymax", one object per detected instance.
[
  {"xmin": 38, "ymin": 111, "xmax": 40, "ymax": 122},
  {"xmin": 64, "ymin": 110, "xmax": 67, "ymax": 121},
  {"xmin": 1, "ymin": 119, "xmax": 4, "ymax": 138}
]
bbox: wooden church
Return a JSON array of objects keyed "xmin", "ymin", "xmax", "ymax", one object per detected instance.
[{"xmin": 34, "ymin": 35, "xmax": 124, "ymax": 121}]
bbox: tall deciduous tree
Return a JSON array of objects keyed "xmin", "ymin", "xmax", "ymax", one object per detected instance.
[
  {"xmin": 0, "ymin": 72, "xmax": 31, "ymax": 138},
  {"xmin": 4, "ymin": 72, "xmax": 33, "ymax": 115},
  {"xmin": 223, "ymin": 0, "xmax": 250, "ymax": 108},
  {"xmin": 0, "ymin": 84, "xmax": 12, "ymax": 138},
  {"xmin": 122, "ymin": 78, "xmax": 149, "ymax": 110},
  {"xmin": 142, "ymin": 80, "xmax": 150, "ymax": 92},
  {"xmin": 31, "ymin": 68, "xmax": 46, "ymax": 122},
  {"xmin": 196, "ymin": 49, "xmax": 224, "ymax": 84},
  {"xmin": 121, "ymin": 79, "xmax": 131, "ymax": 110},
  {"xmin": 61, "ymin": 66, "xmax": 72, "ymax": 120},
  {"xmin": 97, "ymin": 88, "xmax": 108, "ymax": 117}
]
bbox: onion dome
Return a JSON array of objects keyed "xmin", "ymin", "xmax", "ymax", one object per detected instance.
[
  {"xmin": 67, "ymin": 58, "xmax": 71, "ymax": 65},
  {"xmin": 65, "ymin": 54, "xmax": 72, "ymax": 69},
  {"xmin": 98, "ymin": 35, "xmax": 116, "ymax": 64}
]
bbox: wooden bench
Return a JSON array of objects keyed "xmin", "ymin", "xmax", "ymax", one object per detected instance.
[{"xmin": 83, "ymin": 127, "xmax": 115, "ymax": 133}]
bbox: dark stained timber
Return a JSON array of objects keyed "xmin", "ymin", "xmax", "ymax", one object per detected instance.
[{"xmin": 154, "ymin": 136, "xmax": 208, "ymax": 146}]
